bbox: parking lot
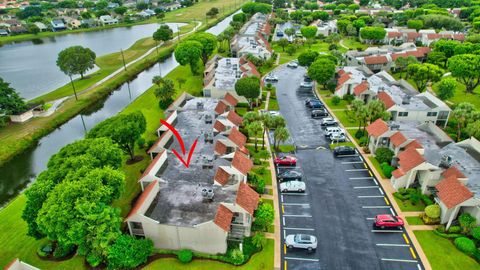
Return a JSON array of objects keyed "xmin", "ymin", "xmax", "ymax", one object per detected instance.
[{"xmin": 269, "ymin": 65, "xmax": 424, "ymax": 270}]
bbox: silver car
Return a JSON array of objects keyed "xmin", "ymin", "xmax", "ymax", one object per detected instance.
[
  {"xmin": 329, "ymin": 133, "xmax": 346, "ymax": 142},
  {"xmin": 287, "ymin": 61, "xmax": 299, "ymax": 68},
  {"xmin": 285, "ymin": 234, "xmax": 317, "ymax": 251},
  {"xmin": 280, "ymin": 180, "xmax": 306, "ymax": 193}
]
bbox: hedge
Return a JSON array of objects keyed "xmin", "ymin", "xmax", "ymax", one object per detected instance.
[{"xmin": 454, "ymin": 237, "xmax": 477, "ymax": 256}]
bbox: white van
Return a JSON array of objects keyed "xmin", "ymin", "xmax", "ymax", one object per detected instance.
[{"xmin": 324, "ymin": 127, "xmax": 345, "ymax": 137}]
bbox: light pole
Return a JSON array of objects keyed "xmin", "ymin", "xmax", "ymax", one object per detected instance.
[
  {"xmin": 120, "ymin": 49, "xmax": 127, "ymax": 71},
  {"xmin": 68, "ymin": 75, "xmax": 78, "ymax": 100}
]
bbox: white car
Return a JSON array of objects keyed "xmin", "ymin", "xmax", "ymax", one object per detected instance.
[
  {"xmin": 285, "ymin": 234, "xmax": 317, "ymax": 251},
  {"xmin": 329, "ymin": 133, "xmax": 346, "ymax": 142},
  {"xmin": 287, "ymin": 61, "xmax": 298, "ymax": 68},
  {"xmin": 265, "ymin": 74, "xmax": 279, "ymax": 82},
  {"xmin": 320, "ymin": 117, "xmax": 337, "ymax": 126},
  {"xmin": 280, "ymin": 180, "xmax": 306, "ymax": 193},
  {"xmin": 300, "ymin": 81, "xmax": 314, "ymax": 89}
]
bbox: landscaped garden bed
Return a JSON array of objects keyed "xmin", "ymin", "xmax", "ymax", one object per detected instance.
[{"xmin": 393, "ymin": 188, "xmax": 433, "ymax": 212}]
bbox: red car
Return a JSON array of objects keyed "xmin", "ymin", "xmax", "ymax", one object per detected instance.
[
  {"xmin": 274, "ymin": 156, "xmax": 297, "ymax": 166},
  {"xmin": 374, "ymin": 214, "xmax": 404, "ymax": 229}
]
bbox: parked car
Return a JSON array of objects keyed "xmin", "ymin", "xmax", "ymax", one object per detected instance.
[
  {"xmin": 300, "ymin": 81, "xmax": 314, "ymax": 89},
  {"xmin": 277, "ymin": 170, "xmax": 302, "ymax": 181},
  {"xmin": 265, "ymin": 74, "xmax": 279, "ymax": 82},
  {"xmin": 374, "ymin": 214, "xmax": 404, "ymax": 229},
  {"xmin": 280, "ymin": 180, "xmax": 306, "ymax": 192},
  {"xmin": 333, "ymin": 146, "xmax": 356, "ymax": 156},
  {"xmin": 320, "ymin": 117, "xmax": 337, "ymax": 126},
  {"xmin": 305, "ymin": 98, "xmax": 320, "ymax": 106},
  {"xmin": 266, "ymin": 111, "xmax": 280, "ymax": 117},
  {"xmin": 311, "ymin": 109, "xmax": 329, "ymax": 118},
  {"xmin": 324, "ymin": 126, "xmax": 344, "ymax": 137},
  {"xmin": 309, "ymin": 101, "xmax": 323, "ymax": 109},
  {"xmin": 274, "ymin": 156, "xmax": 297, "ymax": 166},
  {"xmin": 287, "ymin": 60, "xmax": 298, "ymax": 68},
  {"xmin": 329, "ymin": 133, "xmax": 346, "ymax": 142},
  {"xmin": 285, "ymin": 234, "xmax": 317, "ymax": 251},
  {"xmin": 276, "ymin": 31, "xmax": 284, "ymax": 37}
]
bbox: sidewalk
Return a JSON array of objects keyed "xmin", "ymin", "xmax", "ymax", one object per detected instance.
[{"xmin": 317, "ymin": 87, "xmax": 433, "ymax": 270}]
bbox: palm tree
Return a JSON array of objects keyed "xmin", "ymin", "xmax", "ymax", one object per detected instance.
[
  {"xmin": 260, "ymin": 114, "xmax": 273, "ymax": 149},
  {"xmin": 247, "ymin": 121, "xmax": 263, "ymax": 151},
  {"xmin": 274, "ymin": 126, "xmax": 290, "ymax": 151}
]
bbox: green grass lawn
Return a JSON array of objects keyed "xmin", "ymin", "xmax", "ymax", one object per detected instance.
[
  {"xmin": 368, "ymin": 156, "xmax": 387, "ymax": 179},
  {"xmin": 268, "ymin": 97, "xmax": 279, "ymax": 111},
  {"xmin": 414, "ymin": 230, "xmax": 479, "ymax": 270},
  {"xmin": 393, "ymin": 196, "xmax": 426, "ymax": 212},
  {"xmin": 271, "ymin": 144, "xmax": 296, "ymax": 153},
  {"xmin": 406, "ymin": 216, "xmax": 424, "ymax": 225},
  {"xmin": 144, "ymin": 239, "xmax": 274, "ymax": 270},
  {"xmin": 432, "ymin": 76, "xmax": 480, "ymax": 107},
  {"xmin": 331, "ymin": 110, "xmax": 359, "ymax": 127},
  {"xmin": 272, "ymin": 41, "xmax": 331, "ymax": 65},
  {"xmin": 323, "ymin": 96, "xmax": 349, "ymax": 110},
  {"xmin": 341, "ymin": 37, "xmax": 368, "ymax": 50},
  {"xmin": 328, "ymin": 141, "xmax": 355, "ymax": 149},
  {"xmin": 346, "ymin": 128, "xmax": 360, "ymax": 144},
  {"xmin": 252, "ymin": 166, "xmax": 273, "ymax": 186}
]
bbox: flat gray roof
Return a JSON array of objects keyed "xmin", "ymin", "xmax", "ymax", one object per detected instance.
[{"xmin": 144, "ymin": 97, "xmax": 236, "ymax": 226}]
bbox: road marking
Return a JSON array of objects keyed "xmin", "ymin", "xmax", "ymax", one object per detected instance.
[
  {"xmin": 283, "ymin": 230, "xmax": 286, "ymax": 239},
  {"xmin": 341, "ymin": 161, "xmax": 364, "ymax": 164},
  {"xmin": 346, "ymin": 169, "xmax": 368, "ymax": 172},
  {"xmin": 362, "ymin": 206, "xmax": 391, "ymax": 209},
  {"xmin": 410, "ymin": 247, "xmax": 417, "ymax": 259},
  {"xmin": 283, "ymin": 214, "xmax": 312, "ymax": 218},
  {"xmin": 373, "ymin": 178, "xmax": 379, "ymax": 185},
  {"xmin": 403, "ymin": 233, "xmax": 410, "ymax": 245},
  {"xmin": 282, "ymin": 205, "xmax": 285, "ymax": 214},
  {"xmin": 376, "ymin": 243, "xmax": 410, "ymax": 247},
  {"xmin": 366, "ymin": 217, "xmax": 375, "ymax": 220},
  {"xmin": 284, "ymin": 260, "xmax": 287, "ymax": 270},
  {"xmin": 281, "ymin": 195, "xmax": 284, "ymax": 203},
  {"xmin": 283, "ymin": 217, "xmax": 285, "ymax": 226},
  {"xmin": 359, "ymin": 155, "xmax": 364, "ymax": 162},
  {"xmin": 384, "ymin": 197, "xmax": 390, "ymax": 205},
  {"xmin": 282, "ymin": 203, "xmax": 310, "ymax": 206},
  {"xmin": 354, "ymin": 186, "xmax": 379, "ymax": 189},
  {"xmin": 283, "ymin": 193, "xmax": 309, "ymax": 196},
  {"xmin": 390, "ymin": 208, "xmax": 396, "ymax": 216},
  {"xmin": 349, "ymin": 177, "xmax": 373, "ymax": 180},
  {"xmin": 372, "ymin": 230, "xmax": 403, "ymax": 233},
  {"xmin": 417, "ymin": 263, "xmax": 422, "ymax": 270},
  {"xmin": 337, "ymin": 154, "xmax": 358, "ymax": 157},
  {"xmin": 358, "ymin": 195, "xmax": 384, "ymax": 198},
  {"xmin": 363, "ymin": 163, "xmax": 367, "ymax": 169},
  {"xmin": 378, "ymin": 188, "xmax": 384, "ymax": 195},
  {"xmin": 284, "ymin": 243, "xmax": 286, "ymax": 255},
  {"xmin": 369, "ymin": 170, "xmax": 373, "ymax": 177},
  {"xmin": 285, "ymin": 257, "xmax": 320, "ymax": 262},
  {"xmin": 381, "ymin": 258, "xmax": 417, "ymax": 263},
  {"xmin": 284, "ymin": 227, "xmax": 315, "ymax": 231}
]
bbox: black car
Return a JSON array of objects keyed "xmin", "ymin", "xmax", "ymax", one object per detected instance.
[
  {"xmin": 309, "ymin": 101, "xmax": 323, "ymax": 109},
  {"xmin": 311, "ymin": 109, "xmax": 329, "ymax": 118},
  {"xmin": 333, "ymin": 146, "xmax": 356, "ymax": 157},
  {"xmin": 305, "ymin": 98, "xmax": 320, "ymax": 105},
  {"xmin": 277, "ymin": 170, "xmax": 303, "ymax": 181}
]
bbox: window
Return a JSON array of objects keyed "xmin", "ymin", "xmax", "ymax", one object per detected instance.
[
  {"xmin": 427, "ymin": 112, "xmax": 437, "ymax": 117},
  {"xmin": 398, "ymin": 112, "xmax": 408, "ymax": 117}
]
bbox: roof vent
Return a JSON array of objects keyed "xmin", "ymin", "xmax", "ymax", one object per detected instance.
[
  {"xmin": 205, "ymin": 114, "xmax": 212, "ymax": 124},
  {"xmin": 402, "ymin": 95, "xmax": 412, "ymax": 105},
  {"xmin": 201, "ymin": 188, "xmax": 214, "ymax": 201},
  {"xmin": 197, "ymin": 102, "xmax": 204, "ymax": 110},
  {"xmin": 389, "ymin": 122, "xmax": 400, "ymax": 130},
  {"xmin": 202, "ymin": 155, "xmax": 214, "ymax": 169},
  {"xmin": 204, "ymin": 132, "xmax": 214, "ymax": 143},
  {"xmin": 439, "ymin": 155, "xmax": 452, "ymax": 168}
]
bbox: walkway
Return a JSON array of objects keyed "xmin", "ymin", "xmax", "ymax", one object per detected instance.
[{"xmin": 339, "ymin": 39, "xmax": 350, "ymax": 50}]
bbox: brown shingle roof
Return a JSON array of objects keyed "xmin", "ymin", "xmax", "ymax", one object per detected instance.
[
  {"xmin": 354, "ymin": 81, "xmax": 369, "ymax": 96},
  {"xmin": 405, "ymin": 139, "xmax": 423, "ymax": 150},
  {"xmin": 388, "ymin": 31, "xmax": 402, "ymax": 38},
  {"xmin": 215, "ymin": 100, "xmax": 228, "ymax": 114},
  {"xmin": 366, "ymin": 119, "xmax": 389, "ymax": 138},
  {"xmin": 236, "ymin": 182, "xmax": 259, "ymax": 215},
  {"xmin": 406, "ymin": 32, "xmax": 421, "ymax": 41},
  {"xmin": 442, "ymin": 166, "xmax": 466, "ymax": 179},
  {"xmin": 397, "ymin": 148, "xmax": 425, "ymax": 172},
  {"xmin": 126, "ymin": 180, "xmax": 158, "ymax": 219},
  {"xmin": 364, "ymin": 55, "xmax": 388, "ymax": 65},
  {"xmin": 224, "ymin": 92, "xmax": 239, "ymax": 106},
  {"xmin": 427, "ymin": 33, "xmax": 442, "ymax": 40},
  {"xmin": 436, "ymin": 175, "xmax": 473, "ymax": 209},
  {"xmin": 377, "ymin": 91, "xmax": 395, "ymax": 109},
  {"xmin": 336, "ymin": 72, "xmax": 351, "ymax": 91},
  {"xmin": 232, "ymin": 150, "xmax": 253, "ymax": 175},
  {"xmin": 214, "ymin": 140, "xmax": 227, "ymax": 155},
  {"xmin": 214, "ymin": 204, "xmax": 233, "ymax": 231},
  {"xmin": 214, "ymin": 120, "xmax": 226, "ymax": 132},
  {"xmin": 390, "ymin": 131, "xmax": 407, "ymax": 147},
  {"xmin": 214, "ymin": 167, "xmax": 231, "ymax": 186},
  {"xmin": 227, "ymin": 110, "xmax": 243, "ymax": 126},
  {"xmin": 392, "ymin": 167, "xmax": 405, "ymax": 178},
  {"xmin": 228, "ymin": 127, "xmax": 247, "ymax": 147},
  {"xmin": 453, "ymin": 34, "xmax": 465, "ymax": 41},
  {"xmin": 391, "ymin": 53, "xmax": 407, "ymax": 61}
]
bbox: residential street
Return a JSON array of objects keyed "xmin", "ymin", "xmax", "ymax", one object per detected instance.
[{"xmin": 271, "ymin": 65, "xmax": 424, "ymax": 270}]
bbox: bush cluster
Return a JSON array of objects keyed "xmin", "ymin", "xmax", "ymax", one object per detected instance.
[
  {"xmin": 454, "ymin": 237, "xmax": 477, "ymax": 256},
  {"xmin": 380, "ymin": 162, "xmax": 395, "ymax": 178},
  {"xmin": 331, "ymin": 96, "xmax": 341, "ymax": 105},
  {"xmin": 178, "ymin": 249, "xmax": 193, "ymax": 264},
  {"xmin": 375, "ymin": 148, "xmax": 394, "ymax": 164}
]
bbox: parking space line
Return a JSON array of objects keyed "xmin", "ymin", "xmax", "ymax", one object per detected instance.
[
  {"xmin": 281, "ymin": 195, "xmax": 284, "ymax": 203},
  {"xmin": 283, "ymin": 193, "xmax": 309, "ymax": 196},
  {"xmin": 284, "ymin": 227, "xmax": 315, "ymax": 231},
  {"xmin": 282, "ymin": 203, "xmax": 310, "ymax": 206},
  {"xmin": 366, "ymin": 217, "xmax": 375, "ymax": 220},
  {"xmin": 284, "ymin": 260, "xmax": 287, "ymax": 270},
  {"xmin": 373, "ymin": 178, "xmax": 379, "ymax": 185},
  {"xmin": 410, "ymin": 247, "xmax": 417, "ymax": 259},
  {"xmin": 369, "ymin": 170, "xmax": 373, "ymax": 177},
  {"xmin": 284, "ymin": 244, "xmax": 286, "ymax": 254},
  {"xmin": 376, "ymin": 243, "xmax": 410, "ymax": 247},
  {"xmin": 284, "ymin": 257, "xmax": 320, "ymax": 262},
  {"xmin": 282, "ymin": 217, "xmax": 285, "ymax": 225},
  {"xmin": 390, "ymin": 208, "xmax": 396, "ymax": 215},
  {"xmin": 282, "ymin": 205, "xmax": 285, "ymax": 214},
  {"xmin": 354, "ymin": 186, "xmax": 379, "ymax": 189},
  {"xmin": 378, "ymin": 187, "xmax": 384, "ymax": 195},
  {"xmin": 363, "ymin": 163, "xmax": 367, "ymax": 169},
  {"xmin": 372, "ymin": 230, "xmax": 404, "ymax": 233},
  {"xmin": 417, "ymin": 263, "xmax": 422, "ymax": 270},
  {"xmin": 384, "ymin": 197, "xmax": 390, "ymax": 205},
  {"xmin": 336, "ymin": 154, "xmax": 358, "ymax": 157},
  {"xmin": 359, "ymin": 155, "xmax": 364, "ymax": 162},
  {"xmin": 362, "ymin": 206, "xmax": 391, "ymax": 209},
  {"xmin": 283, "ymin": 214, "xmax": 313, "ymax": 218},
  {"xmin": 341, "ymin": 161, "xmax": 364, "ymax": 164},
  {"xmin": 381, "ymin": 258, "xmax": 418, "ymax": 263},
  {"xmin": 403, "ymin": 233, "xmax": 410, "ymax": 245},
  {"xmin": 283, "ymin": 230, "xmax": 286, "ymax": 239},
  {"xmin": 346, "ymin": 169, "xmax": 369, "ymax": 172},
  {"xmin": 358, "ymin": 195, "xmax": 384, "ymax": 198},
  {"xmin": 349, "ymin": 177, "xmax": 373, "ymax": 180}
]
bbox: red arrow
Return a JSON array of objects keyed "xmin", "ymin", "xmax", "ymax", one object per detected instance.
[{"xmin": 160, "ymin": 119, "xmax": 198, "ymax": 168}]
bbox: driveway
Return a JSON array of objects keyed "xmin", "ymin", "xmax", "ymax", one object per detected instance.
[{"xmin": 269, "ymin": 65, "xmax": 424, "ymax": 270}]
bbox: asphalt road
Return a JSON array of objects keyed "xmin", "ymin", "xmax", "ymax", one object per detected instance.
[{"xmin": 269, "ymin": 65, "xmax": 424, "ymax": 270}]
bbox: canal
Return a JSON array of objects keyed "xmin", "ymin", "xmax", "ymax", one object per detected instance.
[{"xmin": 0, "ymin": 11, "xmax": 237, "ymax": 207}]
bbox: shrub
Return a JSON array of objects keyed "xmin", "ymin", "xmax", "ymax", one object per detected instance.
[
  {"xmin": 252, "ymin": 232, "xmax": 266, "ymax": 249},
  {"xmin": 253, "ymin": 158, "xmax": 262, "ymax": 165},
  {"xmin": 53, "ymin": 243, "xmax": 75, "ymax": 258},
  {"xmin": 256, "ymin": 177, "xmax": 265, "ymax": 194},
  {"xmin": 331, "ymin": 96, "xmax": 341, "ymax": 105},
  {"xmin": 243, "ymin": 236, "xmax": 261, "ymax": 259},
  {"xmin": 328, "ymin": 43, "xmax": 338, "ymax": 50},
  {"xmin": 107, "ymin": 235, "xmax": 153, "ymax": 269},
  {"xmin": 158, "ymin": 98, "xmax": 173, "ymax": 109},
  {"xmin": 449, "ymin": 226, "xmax": 462, "ymax": 234},
  {"xmin": 459, "ymin": 213, "xmax": 477, "ymax": 234},
  {"xmin": 178, "ymin": 249, "xmax": 193, "ymax": 264},
  {"xmin": 87, "ymin": 252, "xmax": 103, "ymax": 267},
  {"xmin": 375, "ymin": 148, "xmax": 394, "ymax": 164},
  {"xmin": 228, "ymin": 248, "xmax": 245, "ymax": 265},
  {"xmin": 343, "ymin": 94, "xmax": 355, "ymax": 102},
  {"xmin": 454, "ymin": 237, "xmax": 477, "ymax": 255},
  {"xmin": 436, "ymin": 225, "xmax": 446, "ymax": 233},
  {"xmin": 136, "ymin": 137, "xmax": 146, "ymax": 149},
  {"xmin": 409, "ymin": 189, "xmax": 421, "ymax": 205},
  {"xmin": 380, "ymin": 162, "xmax": 395, "ymax": 178},
  {"xmin": 421, "ymin": 195, "xmax": 434, "ymax": 206},
  {"xmin": 424, "ymin": 204, "xmax": 440, "ymax": 218},
  {"xmin": 472, "ymin": 226, "xmax": 480, "ymax": 240},
  {"xmin": 359, "ymin": 136, "xmax": 368, "ymax": 146},
  {"xmin": 253, "ymin": 202, "xmax": 274, "ymax": 232},
  {"xmin": 37, "ymin": 242, "xmax": 53, "ymax": 258},
  {"xmin": 355, "ymin": 129, "xmax": 366, "ymax": 139},
  {"xmin": 248, "ymin": 173, "xmax": 259, "ymax": 185}
]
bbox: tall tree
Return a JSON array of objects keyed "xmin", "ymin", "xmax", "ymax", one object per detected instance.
[
  {"xmin": 87, "ymin": 111, "xmax": 147, "ymax": 161},
  {"xmin": 235, "ymin": 76, "xmax": 261, "ymax": 109},
  {"xmin": 153, "ymin": 77, "xmax": 176, "ymax": 109},
  {"xmin": 188, "ymin": 32, "xmax": 217, "ymax": 65},
  {"xmin": 0, "ymin": 77, "xmax": 27, "ymax": 115},
  {"xmin": 426, "ymin": 51, "xmax": 447, "ymax": 68},
  {"xmin": 153, "ymin": 24, "xmax": 173, "ymax": 42},
  {"xmin": 452, "ymin": 102, "xmax": 476, "ymax": 142},
  {"xmin": 407, "ymin": 19, "xmax": 424, "ymax": 31},
  {"xmin": 174, "ymin": 40, "xmax": 203, "ymax": 74},
  {"xmin": 247, "ymin": 121, "xmax": 263, "ymax": 151},
  {"xmin": 406, "ymin": 63, "xmax": 443, "ymax": 92},
  {"xmin": 298, "ymin": 50, "xmax": 319, "ymax": 67},
  {"xmin": 394, "ymin": 56, "xmax": 418, "ymax": 77},
  {"xmin": 350, "ymin": 99, "xmax": 368, "ymax": 131},
  {"xmin": 284, "ymin": 27, "xmax": 295, "ymax": 40},
  {"xmin": 436, "ymin": 77, "xmax": 457, "ymax": 100},
  {"xmin": 366, "ymin": 100, "xmax": 389, "ymax": 130},
  {"xmin": 360, "ymin": 26, "xmax": 386, "ymax": 44},
  {"xmin": 273, "ymin": 126, "xmax": 289, "ymax": 151},
  {"xmin": 276, "ymin": 38, "xmax": 289, "ymax": 51},
  {"xmin": 308, "ymin": 58, "xmax": 336, "ymax": 88},
  {"xmin": 448, "ymin": 54, "xmax": 480, "ymax": 93},
  {"xmin": 300, "ymin": 25, "xmax": 317, "ymax": 47}
]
